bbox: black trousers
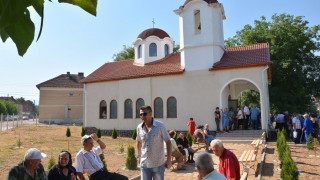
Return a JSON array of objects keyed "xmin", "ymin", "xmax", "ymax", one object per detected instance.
[
  {"xmin": 89, "ymin": 169, "xmax": 128, "ymax": 180},
  {"xmin": 294, "ymin": 129, "xmax": 302, "ymax": 144}
]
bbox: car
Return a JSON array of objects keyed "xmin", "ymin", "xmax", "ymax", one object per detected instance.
[{"xmin": 22, "ymin": 116, "xmax": 29, "ymax": 120}]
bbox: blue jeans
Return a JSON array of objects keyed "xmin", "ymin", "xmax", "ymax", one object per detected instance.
[
  {"xmin": 251, "ymin": 119, "xmax": 258, "ymax": 130},
  {"xmin": 205, "ymin": 136, "xmax": 214, "ymax": 142},
  {"xmin": 215, "ymin": 118, "xmax": 220, "ymax": 131},
  {"xmin": 305, "ymin": 132, "xmax": 310, "ymax": 144},
  {"xmin": 141, "ymin": 164, "xmax": 165, "ymax": 180}
]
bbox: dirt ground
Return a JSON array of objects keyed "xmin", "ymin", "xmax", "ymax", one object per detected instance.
[
  {"xmin": 2, "ymin": 125, "xmax": 318, "ymax": 180},
  {"xmin": 0, "ymin": 125, "xmax": 139, "ymax": 179},
  {"xmin": 262, "ymin": 143, "xmax": 320, "ymax": 180}
]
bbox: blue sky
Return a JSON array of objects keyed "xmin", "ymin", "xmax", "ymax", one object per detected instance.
[{"xmin": 1, "ymin": 0, "xmax": 319, "ymax": 104}]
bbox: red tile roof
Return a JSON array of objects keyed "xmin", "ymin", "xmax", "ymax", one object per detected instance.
[
  {"xmin": 81, "ymin": 54, "xmax": 184, "ymax": 84},
  {"xmin": 137, "ymin": 28, "xmax": 170, "ymax": 40},
  {"xmin": 81, "ymin": 43, "xmax": 270, "ymax": 84},
  {"xmin": 211, "ymin": 43, "xmax": 271, "ymax": 70},
  {"xmin": 36, "ymin": 73, "xmax": 85, "ymax": 89}
]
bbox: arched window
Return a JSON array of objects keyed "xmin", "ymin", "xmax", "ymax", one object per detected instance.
[
  {"xmin": 136, "ymin": 98, "xmax": 145, "ymax": 118},
  {"xmin": 167, "ymin": 97, "xmax": 177, "ymax": 118},
  {"xmin": 110, "ymin": 100, "xmax": 117, "ymax": 119},
  {"xmin": 194, "ymin": 9, "xmax": 201, "ymax": 34},
  {"xmin": 124, "ymin": 99, "xmax": 133, "ymax": 118},
  {"xmin": 149, "ymin": 43, "xmax": 157, "ymax": 57},
  {"xmin": 99, "ymin": 100, "xmax": 107, "ymax": 119},
  {"xmin": 164, "ymin": 44, "xmax": 169, "ymax": 57},
  {"xmin": 154, "ymin": 97, "xmax": 163, "ymax": 118},
  {"xmin": 138, "ymin": 45, "xmax": 142, "ymax": 59}
]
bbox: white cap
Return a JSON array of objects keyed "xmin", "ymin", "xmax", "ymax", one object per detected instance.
[
  {"xmin": 303, "ymin": 114, "xmax": 308, "ymax": 117},
  {"xmin": 81, "ymin": 135, "xmax": 91, "ymax": 144},
  {"xmin": 24, "ymin": 148, "xmax": 47, "ymax": 161}
]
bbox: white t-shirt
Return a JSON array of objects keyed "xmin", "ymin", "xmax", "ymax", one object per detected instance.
[
  {"xmin": 237, "ymin": 110, "xmax": 243, "ymax": 119},
  {"xmin": 244, "ymin": 106, "xmax": 250, "ymax": 115}
]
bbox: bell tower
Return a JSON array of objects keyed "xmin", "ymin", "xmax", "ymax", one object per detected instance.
[{"xmin": 174, "ymin": 0, "xmax": 226, "ymax": 71}]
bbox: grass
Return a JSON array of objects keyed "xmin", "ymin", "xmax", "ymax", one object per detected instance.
[{"xmin": 0, "ymin": 125, "xmax": 137, "ymax": 179}]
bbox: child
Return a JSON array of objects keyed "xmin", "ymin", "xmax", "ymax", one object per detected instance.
[{"xmin": 188, "ymin": 117, "xmax": 196, "ymax": 135}]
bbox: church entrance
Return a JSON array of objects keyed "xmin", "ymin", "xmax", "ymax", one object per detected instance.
[{"xmin": 220, "ymin": 78, "xmax": 270, "ymax": 130}]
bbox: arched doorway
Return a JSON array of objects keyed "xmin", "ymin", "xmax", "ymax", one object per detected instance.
[{"xmin": 220, "ymin": 78, "xmax": 269, "ymax": 130}]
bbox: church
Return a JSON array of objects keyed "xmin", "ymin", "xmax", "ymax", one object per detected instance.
[{"xmin": 80, "ymin": 0, "xmax": 271, "ymax": 133}]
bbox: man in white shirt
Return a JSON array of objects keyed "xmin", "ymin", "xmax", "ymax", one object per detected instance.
[
  {"xmin": 74, "ymin": 133, "xmax": 128, "ymax": 180},
  {"xmin": 292, "ymin": 114, "xmax": 302, "ymax": 144},
  {"xmin": 195, "ymin": 152, "xmax": 227, "ymax": 180},
  {"xmin": 243, "ymin": 104, "xmax": 250, "ymax": 130}
]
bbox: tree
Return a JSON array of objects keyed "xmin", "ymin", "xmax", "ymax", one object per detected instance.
[
  {"xmin": 126, "ymin": 146, "xmax": 137, "ymax": 170},
  {"xmin": 81, "ymin": 127, "xmax": 86, "ymax": 137},
  {"xmin": 0, "ymin": 0, "xmax": 98, "ymax": 56},
  {"xmin": 66, "ymin": 127, "xmax": 71, "ymax": 137},
  {"xmin": 111, "ymin": 128, "xmax": 118, "ymax": 139},
  {"xmin": 226, "ymin": 14, "xmax": 320, "ymax": 113},
  {"xmin": 112, "ymin": 45, "xmax": 135, "ymax": 61},
  {"xmin": 96, "ymin": 128, "xmax": 101, "ymax": 138},
  {"xmin": 4, "ymin": 101, "xmax": 18, "ymax": 115},
  {"xmin": 47, "ymin": 156, "xmax": 56, "ymax": 170},
  {"xmin": 0, "ymin": 101, "xmax": 7, "ymax": 115},
  {"xmin": 99, "ymin": 153, "xmax": 108, "ymax": 171},
  {"xmin": 131, "ymin": 129, "xmax": 137, "ymax": 140},
  {"xmin": 238, "ymin": 90, "xmax": 260, "ymax": 107}
]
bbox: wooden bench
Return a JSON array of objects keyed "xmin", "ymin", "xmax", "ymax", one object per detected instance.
[
  {"xmin": 240, "ymin": 167, "xmax": 250, "ymax": 180},
  {"xmin": 251, "ymin": 132, "xmax": 266, "ymax": 151},
  {"xmin": 238, "ymin": 149, "xmax": 258, "ymax": 171}
]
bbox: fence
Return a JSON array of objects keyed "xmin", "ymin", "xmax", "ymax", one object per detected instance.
[{"xmin": 0, "ymin": 114, "xmax": 39, "ymax": 131}]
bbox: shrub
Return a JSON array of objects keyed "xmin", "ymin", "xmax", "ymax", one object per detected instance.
[
  {"xmin": 126, "ymin": 146, "xmax": 137, "ymax": 170},
  {"xmin": 16, "ymin": 136, "xmax": 22, "ymax": 148},
  {"xmin": 307, "ymin": 135, "xmax": 314, "ymax": 150},
  {"xmin": 66, "ymin": 127, "xmax": 71, "ymax": 137},
  {"xmin": 131, "ymin": 129, "xmax": 137, "ymax": 140},
  {"xmin": 120, "ymin": 144, "xmax": 124, "ymax": 154},
  {"xmin": 81, "ymin": 127, "xmax": 86, "ymax": 137},
  {"xmin": 47, "ymin": 156, "xmax": 56, "ymax": 170},
  {"xmin": 193, "ymin": 138, "xmax": 197, "ymax": 144},
  {"xmin": 111, "ymin": 128, "xmax": 118, "ymax": 139},
  {"xmin": 99, "ymin": 153, "xmax": 108, "ymax": 171},
  {"xmin": 186, "ymin": 132, "xmax": 193, "ymax": 147},
  {"xmin": 96, "ymin": 128, "xmax": 102, "ymax": 138}
]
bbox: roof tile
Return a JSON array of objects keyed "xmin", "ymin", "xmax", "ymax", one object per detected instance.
[{"xmin": 37, "ymin": 73, "xmax": 84, "ymax": 89}]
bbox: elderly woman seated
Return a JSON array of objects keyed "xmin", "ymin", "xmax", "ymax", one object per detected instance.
[
  {"xmin": 48, "ymin": 151, "xmax": 77, "ymax": 180},
  {"xmin": 177, "ymin": 132, "xmax": 195, "ymax": 163},
  {"xmin": 167, "ymin": 130, "xmax": 186, "ymax": 170},
  {"xmin": 204, "ymin": 124, "xmax": 214, "ymax": 142}
]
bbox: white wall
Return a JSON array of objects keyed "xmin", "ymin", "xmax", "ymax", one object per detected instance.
[
  {"xmin": 176, "ymin": 0, "xmax": 226, "ymax": 71},
  {"xmin": 84, "ymin": 66, "xmax": 269, "ymax": 131}
]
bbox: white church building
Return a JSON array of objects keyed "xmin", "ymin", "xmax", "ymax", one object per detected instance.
[{"xmin": 81, "ymin": 0, "xmax": 271, "ymax": 133}]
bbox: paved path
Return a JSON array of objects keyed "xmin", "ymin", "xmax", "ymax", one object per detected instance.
[{"xmin": 0, "ymin": 119, "xmax": 39, "ymax": 131}]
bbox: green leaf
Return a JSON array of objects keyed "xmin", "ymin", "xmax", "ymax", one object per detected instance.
[
  {"xmin": 58, "ymin": 0, "xmax": 97, "ymax": 16},
  {"xmin": 0, "ymin": 0, "xmax": 27, "ymax": 27},
  {"xmin": 5, "ymin": 9, "xmax": 35, "ymax": 56},
  {"xmin": 31, "ymin": 0, "xmax": 44, "ymax": 17},
  {"xmin": 0, "ymin": 27, "xmax": 9, "ymax": 42}
]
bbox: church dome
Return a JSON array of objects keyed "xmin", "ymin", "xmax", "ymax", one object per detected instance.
[{"xmin": 137, "ymin": 28, "xmax": 170, "ymax": 40}]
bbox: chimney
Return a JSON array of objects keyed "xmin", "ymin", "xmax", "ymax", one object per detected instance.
[
  {"xmin": 67, "ymin": 72, "xmax": 70, "ymax": 76},
  {"xmin": 78, "ymin": 72, "xmax": 84, "ymax": 79}
]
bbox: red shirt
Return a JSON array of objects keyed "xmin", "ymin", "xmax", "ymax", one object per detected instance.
[
  {"xmin": 219, "ymin": 149, "xmax": 240, "ymax": 180},
  {"xmin": 188, "ymin": 120, "xmax": 196, "ymax": 135}
]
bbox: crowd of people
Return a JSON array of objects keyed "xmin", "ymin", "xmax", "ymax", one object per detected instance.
[
  {"xmin": 8, "ymin": 105, "xmax": 243, "ymax": 180},
  {"xmin": 272, "ymin": 112, "xmax": 320, "ymax": 144},
  {"xmin": 213, "ymin": 104, "xmax": 262, "ymax": 134}
]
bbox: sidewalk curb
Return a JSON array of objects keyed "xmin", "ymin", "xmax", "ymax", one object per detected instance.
[
  {"xmin": 130, "ymin": 175, "xmax": 141, "ymax": 180},
  {"xmin": 257, "ymin": 144, "xmax": 267, "ymax": 180}
]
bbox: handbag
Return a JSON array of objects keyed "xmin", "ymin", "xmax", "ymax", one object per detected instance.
[{"xmin": 293, "ymin": 131, "xmax": 297, "ymax": 138}]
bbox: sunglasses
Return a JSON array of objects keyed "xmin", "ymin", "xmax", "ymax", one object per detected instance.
[{"xmin": 140, "ymin": 112, "xmax": 148, "ymax": 116}]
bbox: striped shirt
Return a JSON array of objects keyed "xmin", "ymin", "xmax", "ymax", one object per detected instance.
[
  {"xmin": 136, "ymin": 119, "xmax": 170, "ymax": 168},
  {"xmin": 292, "ymin": 117, "xmax": 301, "ymax": 129}
]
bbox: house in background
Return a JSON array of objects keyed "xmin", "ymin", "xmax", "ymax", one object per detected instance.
[{"xmin": 36, "ymin": 72, "xmax": 85, "ymax": 124}]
